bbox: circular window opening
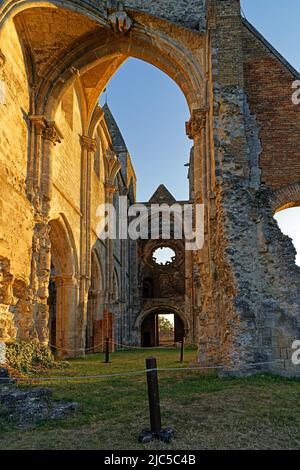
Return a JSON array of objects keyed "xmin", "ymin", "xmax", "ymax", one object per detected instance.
[{"xmin": 152, "ymin": 247, "xmax": 176, "ymax": 266}]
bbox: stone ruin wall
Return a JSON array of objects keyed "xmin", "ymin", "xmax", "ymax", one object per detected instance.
[
  {"xmin": 0, "ymin": 17, "xmax": 34, "ymax": 343},
  {"xmin": 196, "ymin": 1, "xmax": 300, "ymax": 375},
  {"xmin": 0, "ymin": 0, "xmax": 300, "ymax": 375}
]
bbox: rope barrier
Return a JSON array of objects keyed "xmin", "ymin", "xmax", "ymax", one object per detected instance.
[
  {"xmin": 47, "ymin": 339, "xmax": 198, "ymax": 353},
  {"xmin": 118, "ymin": 340, "xmax": 198, "ymax": 349},
  {"xmin": 0, "ymin": 359, "xmax": 285, "ymax": 383},
  {"xmin": 111, "ymin": 339, "xmax": 198, "ymax": 350},
  {"xmin": 48, "ymin": 342, "xmax": 105, "ymax": 352}
]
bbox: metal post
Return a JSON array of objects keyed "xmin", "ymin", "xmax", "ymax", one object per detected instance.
[
  {"xmin": 105, "ymin": 337, "xmax": 110, "ymax": 363},
  {"xmin": 180, "ymin": 336, "xmax": 185, "ymax": 362}
]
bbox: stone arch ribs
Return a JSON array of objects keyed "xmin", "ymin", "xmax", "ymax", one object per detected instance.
[
  {"xmin": 270, "ymin": 182, "xmax": 300, "ymax": 213},
  {"xmin": 0, "ymin": 1, "xmax": 109, "ymax": 30},
  {"xmin": 33, "ymin": 22, "xmax": 205, "ymax": 119}
]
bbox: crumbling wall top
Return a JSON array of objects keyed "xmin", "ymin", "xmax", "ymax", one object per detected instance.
[{"xmin": 78, "ymin": 0, "xmax": 207, "ymax": 30}]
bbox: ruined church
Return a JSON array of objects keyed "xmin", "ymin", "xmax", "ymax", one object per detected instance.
[{"xmin": 0, "ymin": 0, "xmax": 300, "ymax": 376}]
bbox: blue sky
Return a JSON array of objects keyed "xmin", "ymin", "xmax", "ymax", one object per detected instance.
[
  {"xmin": 100, "ymin": 60, "xmax": 190, "ymax": 202},
  {"xmin": 101, "ymin": 0, "xmax": 300, "ymax": 265}
]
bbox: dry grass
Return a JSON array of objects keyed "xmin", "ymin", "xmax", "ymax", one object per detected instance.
[{"xmin": 0, "ymin": 348, "xmax": 300, "ymax": 450}]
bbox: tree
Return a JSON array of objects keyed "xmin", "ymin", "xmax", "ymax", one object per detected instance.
[{"xmin": 158, "ymin": 316, "xmax": 174, "ymax": 332}]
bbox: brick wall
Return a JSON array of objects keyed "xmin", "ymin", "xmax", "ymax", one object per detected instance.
[
  {"xmin": 243, "ymin": 21, "xmax": 300, "ymax": 189},
  {"xmin": 93, "ymin": 310, "xmax": 115, "ymax": 352}
]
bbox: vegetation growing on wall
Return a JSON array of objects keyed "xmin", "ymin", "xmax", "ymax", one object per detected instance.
[{"xmin": 4, "ymin": 341, "xmax": 67, "ymax": 373}]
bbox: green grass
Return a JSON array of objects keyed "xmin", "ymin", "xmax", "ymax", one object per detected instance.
[{"xmin": 1, "ymin": 347, "xmax": 300, "ymax": 450}]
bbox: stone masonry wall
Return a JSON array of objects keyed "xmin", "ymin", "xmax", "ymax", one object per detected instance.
[
  {"xmin": 1, "ymin": 0, "xmax": 300, "ymax": 376},
  {"xmin": 205, "ymin": 0, "xmax": 300, "ymax": 375},
  {"xmin": 52, "ymin": 0, "xmax": 207, "ymax": 30},
  {"xmin": 0, "ymin": 18, "xmax": 34, "ymax": 342}
]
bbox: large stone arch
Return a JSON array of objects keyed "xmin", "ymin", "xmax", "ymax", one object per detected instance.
[
  {"xmin": 38, "ymin": 27, "xmax": 204, "ymax": 122},
  {"xmin": 135, "ymin": 305, "xmax": 189, "ymax": 335},
  {"xmin": 49, "ymin": 214, "xmax": 79, "ymax": 355},
  {"xmin": 0, "ymin": 1, "xmax": 108, "ymax": 29},
  {"xmin": 0, "ymin": 1, "xmax": 205, "ymax": 114},
  {"xmin": 136, "ymin": 304, "xmax": 189, "ymax": 347},
  {"xmin": 0, "ymin": 2, "xmax": 205, "ymax": 126},
  {"xmin": 270, "ymin": 182, "xmax": 300, "ymax": 214}
]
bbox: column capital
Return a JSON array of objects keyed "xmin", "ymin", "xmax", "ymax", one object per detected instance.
[
  {"xmin": 28, "ymin": 115, "xmax": 47, "ymax": 133},
  {"xmin": 44, "ymin": 121, "xmax": 63, "ymax": 145},
  {"xmin": 104, "ymin": 182, "xmax": 117, "ymax": 194},
  {"xmin": 53, "ymin": 274, "xmax": 78, "ymax": 286},
  {"xmin": 80, "ymin": 135, "xmax": 98, "ymax": 152},
  {"xmin": 186, "ymin": 108, "xmax": 208, "ymax": 139}
]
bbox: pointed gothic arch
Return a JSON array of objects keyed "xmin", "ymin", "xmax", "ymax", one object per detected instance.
[
  {"xmin": 86, "ymin": 249, "xmax": 104, "ymax": 351},
  {"xmin": 48, "ymin": 214, "xmax": 79, "ymax": 355}
]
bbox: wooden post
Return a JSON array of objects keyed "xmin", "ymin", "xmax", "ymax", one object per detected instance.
[
  {"xmin": 146, "ymin": 357, "xmax": 162, "ymax": 434},
  {"xmin": 139, "ymin": 357, "xmax": 174, "ymax": 443},
  {"xmin": 105, "ymin": 337, "xmax": 110, "ymax": 363},
  {"xmin": 180, "ymin": 336, "xmax": 185, "ymax": 362}
]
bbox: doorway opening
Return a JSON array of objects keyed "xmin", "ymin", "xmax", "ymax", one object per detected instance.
[
  {"xmin": 86, "ymin": 250, "xmax": 103, "ymax": 353},
  {"xmin": 141, "ymin": 311, "xmax": 185, "ymax": 347},
  {"xmin": 48, "ymin": 216, "xmax": 78, "ymax": 356}
]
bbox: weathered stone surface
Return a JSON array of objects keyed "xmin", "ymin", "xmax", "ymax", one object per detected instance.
[
  {"xmin": 0, "ymin": 368, "xmax": 13, "ymax": 384},
  {"xmin": 0, "ymin": 0, "xmax": 299, "ymax": 377},
  {"xmin": 0, "ymin": 385, "xmax": 79, "ymax": 423}
]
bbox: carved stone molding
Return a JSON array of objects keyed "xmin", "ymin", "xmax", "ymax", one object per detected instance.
[
  {"xmin": 44, "ymin": 121, "xmax": 63, "ymax": 145},
  {"xmin": 80, "ymin": 135, "xmax": 98, "ymax": 153},
  {"xmin": 186, "ymin": 108, "xmax": 208, "ymax": 139},
  {"xmin": 29, "ymin": 115, "xmax": 47, "ymax": 134},
  {"xmin": 104, "ymin": 148, "xmax": 122, "ymax": 187},
  {"xmin": 107, "ymin": 1, "xmax": 133, "ymax": 33},
  {"xmin": 104, "ymin": 182, "xmax": 117, "ymax": 194}
]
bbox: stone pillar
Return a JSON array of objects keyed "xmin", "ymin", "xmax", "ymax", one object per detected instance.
[
  {"xmin": 27, "ymin": 118, "xmax": 63, "ymax": 345},
  {"xmin": 54, "ymin": 274, "xmax": 79, "ymax": 356},
  {"xmin": 186, "ymin": 108, "xmax": 208, "ymax": 205},
  {"xmin": 101, "ymin": 146, "xmax": 121, "ymax": 338},
  {"xmin": 42, "ymin": 121, "xmax": 63, "ymax": 214},
  {"xmin": 32, "ymin": 221, "xmax": 52, "ymax": 344},
  {"xmin": 28, "ymin": 115, "xmax": 47, "ymax": 207},
  {"xmin": 104, "ymin": 183, "xmax": 117, "ymax": 311},
  {"xmin": 79, "ymin": 136, "xmax": 98, "ymax": 351},
  {"xmin": 186, "ymin": 108, "xmax": 211, "ymax": 350}
]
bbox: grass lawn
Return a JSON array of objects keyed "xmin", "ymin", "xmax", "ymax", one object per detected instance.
[{"xmin": 1, "ymin": 347, "xmax": 300, "ymax": 450}]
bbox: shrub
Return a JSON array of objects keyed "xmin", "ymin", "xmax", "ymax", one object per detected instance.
[{"xmin": 5, "ymin": 340, "xmax": 67, "ymax": 373}]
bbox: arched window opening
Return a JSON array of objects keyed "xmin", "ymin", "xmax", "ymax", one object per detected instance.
[
  {"xmin": 48, "ymin": 216, "xmax": 78, "ymax": 357},
  {"xmin": 152, "ymin": 247, "xmax": 176, "ymax": 266},
  {"xmin": 86, "ymin": 251, "xmax": 103, "ymax": 352},
  {"xmin": 99, "ymin": 58, "xmax": 190, "ymax": 202},
  {"xmin": 274, "ymin": 207, "xmax": 300, "ymax": 266}
]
